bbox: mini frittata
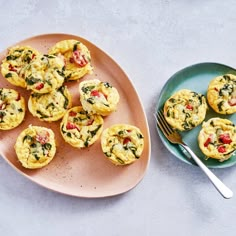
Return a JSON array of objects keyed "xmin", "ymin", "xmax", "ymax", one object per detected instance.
[
  {"xmin": 79, "ymin": 79, "xmax": 120, "ymax": 116},
  {"xmin": 101, "ymin": 124, "xmax": 144, "ymax": 165},
  {"xmin": 1, "ymin": 45, "xmax": 39, "ymax": 88},
  {"xmin": 28, "ymin": 86, "xmax": 72, "ymax": 122},
  {"xmin": 48, "ymin": 39, "xmax": 93, "ymax": 81},
  {"xmin": 14, "ymin": 125, "xmax": 56, "ymax": 169},
  {"xmin": 164, "ymin": 89, "xmax": 207, "ymax": 131},
  {"xmin": 60, "ymin": 106, "xmax": 103, "ymax": 148},
  {"xmin": 198, "ymin": 118, "xmax": 236, "ymax": 162},
  {"xmin": 0, "ymin": 88, "xmax": 25, "ymax": 130},
  {"xmin": 207, "ymin": 74, "xmax": 236, "ymax": 114},
  {"xmin": 24, "ymin": 54, "xmax": 65, "ymax": 94}
]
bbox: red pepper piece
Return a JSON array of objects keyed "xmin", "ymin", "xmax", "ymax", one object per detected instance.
[
  {"xmin": 72, "ymin": 50, "xmax": 88, "ymax": 67},
  {"xmin": 204, "ymin": 137, "xmax": 212, "ymax": 147},
  {"xmin": 9, "ymin": 64, "xmax": 17, "ymax": 72},
  {"xmin": 35, "ymin": 83, "xmax": 44, "ymax": 90},
  {"xmin": 87, "ymin": 119, "xmax": 94, "ymax": 125},
  {"xmin": 36, "ymin": 131, "xmax": 49, "ymax": 145},
  {"xmin": 218, "ymin": 145, "xmax": 226, "ymax": 153},
  {"xmin": 103, "ymin": 93, "xmax": 108, "ymax": 100},
  {"xmin": 219, "ymin": 133, "xmax": 232, "ymax": 144},
  {"xmin": 66, "ymin": 122, "xmax": 76, "ymax": 129},
  {"xmin": 69, "ymin": 57, "xmax": 74, "ymax": 63},
  {"xmin": 66, "ymin": 122, "xmax": 80, "ymax": 131},
  {"xmin": 123, "ymin": 137, "xmax": 131, "ymax": 145},
  {"xmin": 91, "ymin": 90, "xmax": 100, "ymax": 97},
  {"xmin": 186, "ymin": 104, "xmax": 193, "ymax": 110}
]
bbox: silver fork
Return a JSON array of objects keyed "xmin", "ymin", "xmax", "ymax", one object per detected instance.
[{"xmin": 156, "ymin": 109, "xmax": 233, "ymax": 199}]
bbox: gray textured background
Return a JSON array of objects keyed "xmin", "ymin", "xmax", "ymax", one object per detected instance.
[{"xmin": 1, "ymin": 0, "xmax": 236, "ymax": 235}]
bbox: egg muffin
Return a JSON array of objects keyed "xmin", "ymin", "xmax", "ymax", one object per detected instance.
[
  {"xmin": 60, "ymin": 106, "xmax": 103, "ymax": 148},
  {"xmin": 1, "ymin": 46, "xmax": 39, "ymax": 88},
  {"xmin": 163, "ymin": 89, "xmax": 207, "ymax": 131},
  {"xmin": 28, "ymin": 86, "xmax": 72, "ymax": 122},
  {"xmin": 79, "ymin": 79, "xmax": 120, "ymax": 116},
  {"xmin": 14, "ymin": 125, "xmax": 56, "ymax": 169},
  {"xmin": 101, "ymin": 124, "xmax": 144, "ymax": 165},
  {"xmin": 198, "ymin": 118, "xmax": 236, "ymax": 162},
  {"xmin": 24, "ymin": 54, "xmax": 65, "ymax": 94},
  {"xmin": 48, "ymin": 39, "xmax": 93, "ymax": 81},
  {"xmin": 207, "ymin": 74, "xmax": 236, "ymax": 114},
  {"xmin": 0, "ymin": 88, "xmax": 25, "ymax": 130}
]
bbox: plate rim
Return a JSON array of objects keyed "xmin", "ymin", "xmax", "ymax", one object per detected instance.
[{"xmin": 0, "ymin": 33, "xmax": 151, "ymax": 198}]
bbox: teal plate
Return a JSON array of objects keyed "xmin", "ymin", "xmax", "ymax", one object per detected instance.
[{"xmin": 156, "ymin": 62, "xmax": 236, "ymax": 168}]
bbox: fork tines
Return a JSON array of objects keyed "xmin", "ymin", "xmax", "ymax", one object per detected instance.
[{"xmin": 156, "ymin": 110, "xmax": 173, "ymax": 136}]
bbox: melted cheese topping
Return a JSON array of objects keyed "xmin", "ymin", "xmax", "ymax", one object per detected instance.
[
  {"xmin": 101, "ymin": 124, "xmax": 144, "ymax": 165},
  {"xmin": 24, "ymin": 54, "xmax": 65, "ymax": 94},
  {"xmin": 48, "ymin": 39, "xmax": 93, "ymax": 81},
  {"xmin": 0, "ymin": 88, "xmax": 25, "ymax": 130},
  {"xmin": 164, "ymin": 89, "xmax": 207, "ymax": 131},
  {"xmin": 14, "ymin": 125, "xmax": 56, "ymax": 169},
  {"xmin": 60, "ymin": 106, "xmax": 103, "ymax": 148},
  {"xmin": 1, "ymin": 46, "xmax": 39, "ymax": 88},
  {"xmin": 207, "ymin": 74, "xmax": 236, "ymax": 114},
  {"xmin": 79, "ymin": 79, "xmax": 120, "ymax": 116},
  {"xmin": 28, "ymin": 86, "xmax": 72, "ymax": 122},
  {"xmin": 198, "ymin": 118, "xmax": 236, "ymax": 161}
]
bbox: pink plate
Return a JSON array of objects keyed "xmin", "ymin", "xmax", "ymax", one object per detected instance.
[{"xmin": 0, "ymin": 34, "xmax": 151, "ymax": 198}]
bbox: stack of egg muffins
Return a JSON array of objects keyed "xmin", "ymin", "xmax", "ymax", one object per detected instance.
[{"xmin": 0, "ymin": 39, "xmax": 144, "ymax": 169}]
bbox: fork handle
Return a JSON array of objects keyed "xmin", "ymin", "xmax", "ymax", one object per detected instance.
[{"xmin": 181, "ymin": 143, "xmax": 233, "ymax": 199}]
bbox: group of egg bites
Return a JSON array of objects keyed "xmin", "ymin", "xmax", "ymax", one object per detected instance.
[
  {"xmin": 0, "ymin": 39, "xmax": 144, "ymax": 169},
  {"xmin": 163, "ymin": 74, "xmax": 236, "ymax": 162}
]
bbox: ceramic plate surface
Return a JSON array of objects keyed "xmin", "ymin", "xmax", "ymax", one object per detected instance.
[
  {"xmin": 156, "ymin": 62, "xmax": 236, "ymax": 168},
  {"xmin": 0, "ymin": 34, "xmax": 151, "ymax": 197}
]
